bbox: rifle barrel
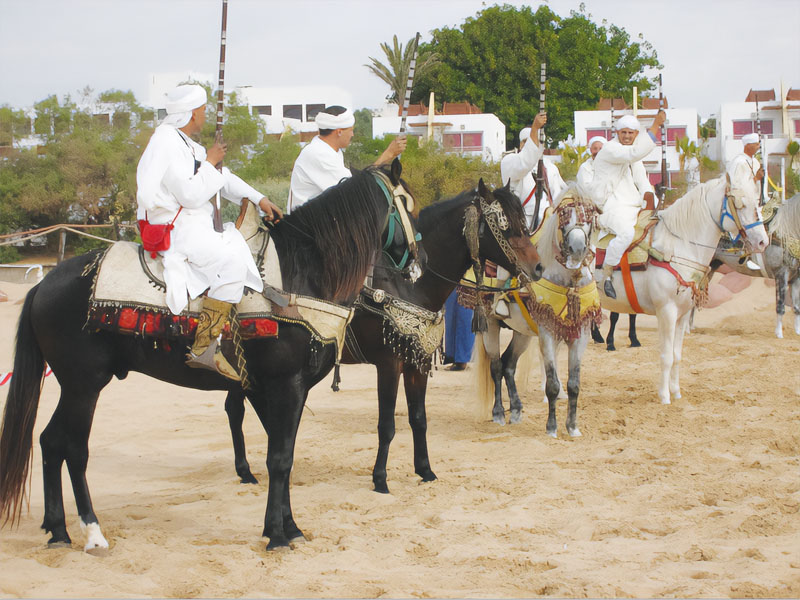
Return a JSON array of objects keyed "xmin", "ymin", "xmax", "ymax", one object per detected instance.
[{"xmin": 399, "ymin": 32, "xmax": 421, "ymax": 135}]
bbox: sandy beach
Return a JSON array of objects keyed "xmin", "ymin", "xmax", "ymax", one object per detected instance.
[{"xmin": 0, "ymin": 274, "xmax": 798, "ymax": 598}]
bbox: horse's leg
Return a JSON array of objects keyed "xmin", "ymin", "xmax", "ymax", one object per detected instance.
[
  {"xmin": 606, "ymin": 312, "xmax": 619, "ymax": 351},
  {"xmin": 538, "ymin": 331, "xmax": 560, "ymax": 438},
  {"xmin": 628, "ymin": 314, "xmax": 641, "ymax": 347},
  {"xmin": 655, "ymin": 303, "xmax": 678, "ymax": 404},
  {"xmin": 775, "ymin": 268, "xmax": 788, "ymax": 338},
  {"xmin": 590, "ymin": 322, "xmax": 604, "ymax": 344},
  {"xmin": 372, "ymin": 358, "xmax": 402, "ymax": 494},
  {"xmin": 565, "ymin": 331, "xmax": 589, "ymax": 437},
  {"xmin": 482, "ymin": 319, "xmax": 506, "ymax": 425},
  {"xmin": 502, "ymin": 332, "xmax": 532, "ymax": 424},
  {"xmin": 249, "ymin": 381, "xmax": 306, "ymax": 549},
  {"xmin": 669, "ymin": 310, "xmax": 691, "ymax": 402},
  {"xmin": 41, "ymin": 383, "xmax": 108, "ymax": 551},
  {"xmin": 225, "ymin": 389, "xmax": 258, "ymax": 484},
  {"xmin": 403, "ymin": 364, "xmax": 437, "ymax": 484},
  {"xmin": 791, "ymin": 274, "xmax": 800, "ymax": 335}
]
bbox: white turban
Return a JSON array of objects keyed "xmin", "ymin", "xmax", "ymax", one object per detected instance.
[
  {"xmin": 519, "ymin": 127, "xmax": 532, "ymax": 143},
  {"xmin": 741, "ymin": 133, "xmax": 759, "ymax": 145},
  {"xmin": 616, "ymin": 115, "xmax": 640, "ymax": 131},
  {"xmin": 315, "ymin": 108, "xmax": 355, "ymax": 131},
  {"xmin": 162, "ymin": 84, "xmax": 207, "ymax": 128},
  {"xmin": 587, "ymin": 135, "xmax": 606, "ymax": 148}
]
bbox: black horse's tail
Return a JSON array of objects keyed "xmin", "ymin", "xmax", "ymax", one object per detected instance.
[{"xmin": 0, "ymin": 285, "xmax": 45, "ymax": 527}]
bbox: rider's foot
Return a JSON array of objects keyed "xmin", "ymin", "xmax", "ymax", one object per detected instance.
[{"xmin": 602, "ymin": 264, "xmax": 617, "ymax": 299}]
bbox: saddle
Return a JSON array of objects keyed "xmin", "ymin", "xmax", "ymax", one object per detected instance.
[
  {"xmin": 85, "ymin": 202, "xmax": 353, "ymax": 361},
  {"xmin": 594, "ymin": 209, "xmax": 659, "ymax": 269}
]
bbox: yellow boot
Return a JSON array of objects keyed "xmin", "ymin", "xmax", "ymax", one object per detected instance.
[
  {"xmin": 602, "ymin": 263, "xmax": 617, "ymax": 300},
  {"xmin": 186, "ymin": 297, "xmax": 241, "ymax": 381}
]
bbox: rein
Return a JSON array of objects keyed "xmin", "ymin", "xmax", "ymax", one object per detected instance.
[{"xmin": 718, "ymin": 194, "xmax": 763, "ymax": 245}]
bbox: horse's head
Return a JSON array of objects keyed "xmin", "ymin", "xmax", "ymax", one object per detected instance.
[
  {"xmin": 723, "ymin": 174, "xmax": 769, "ymax": 253},
  {"xmin": 372, "ymin": 158, "xmax": 426, "ymax": 282},
  {"xmin": 548, "ymin": 186, "xmax": 600, "ymax": 271},
  {"xmin": 474, "ymin": 179, "xmax": 542, "ymax": 281}
]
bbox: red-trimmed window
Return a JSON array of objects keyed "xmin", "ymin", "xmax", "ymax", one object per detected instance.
[
  {"xmin": 444, "ymin": 132, "xmax": 483, "ymax": 152},
  {"xmin": 667, "ymin": 127, "xmax": 687, "ymax": 146},
  {"xmin": 586, "ymin": 128, "xmax": 611, "ymax": 141},
  {"xmin": 795, "ymin": 120, "xmax": 800, "ymax": 136},
  {"xmin": 648, "ymin": 172, "xmax": 663, "ymax": 186},
  {"xmin": 732, "ymin": 121, "xmax": 753, "ymax": 139}
]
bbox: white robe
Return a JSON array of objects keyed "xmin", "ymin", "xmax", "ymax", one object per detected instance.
[
  {"xmin": 726, "ymin": 152, "xmax": 760, "ymax": 199},
  {"xmin": 499, "ymin": 138, "xmax": 546, "ymax": 225},
  {"xmin": 576, "ymin": 158, "xmax": 596, "ymax": 199},
  {"xmin": 288, "ymin": 135, "xmax": 352, "ymax": 213},
  {"xmin": 136, "ymin": 123, "xmax": 264, "ymax": 314},
  {"xmin": 591, "ymin": 128, "xmax": 656, "ymax": 236}
]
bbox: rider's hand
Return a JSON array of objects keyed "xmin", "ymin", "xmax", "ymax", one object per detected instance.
[
  {"xmin": 755, "ymin": 167, "xmax": 765, "ymax": 181},
  {"xmin": 532, "ymin": 113, "xmax": 547, "ymax": 130},
  {"xmin": 259, "ymin": 197, "xmax": 283, "ymax": 221},
  {"xmin": 206, "ymin": 141, "xmax": 227, "ymax": 167}
]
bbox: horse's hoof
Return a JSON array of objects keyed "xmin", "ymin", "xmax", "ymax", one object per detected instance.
[
  {"xmin": 266, "ymin": 538, "xmax": 291, "ymax": 551},
  {"xmin": 660, "ymin": 397, "xmax": 671, "ymax": 405},
  {"xmin": 47, "ymin": 540, "xmax": 72, "ymax": 549},
  {"xmin": 237, "ymin": 469, "xmax": 258, "ymax": 484},
  {"xmin": 493, "ymin": 415, "xmax": 506, "ymax": 426},
  {"xmin": 373, "ymin": 481, "xmax": 390, "ymax": 494},
  {"xmin": 418, "ymin": 470, "xmax": 437, "ymax": 483},
  {"xmin": 85, "ymin": 546, "xmax": 110, "ymax": 557},
  {"xmin": 568, "ymin": 428, "xmax": 582, "ymax": 438},
  {"xmin": 606, "ymin": 344, "xmax": 616, "ymax": 352},
  {"xmin": 546, "ymin": 431, "xmax": 558, "ymax": 439},
  {"xmin": 630, "ymin": 340, "xmax": 641, "ymax": 348},
  {"xmin": 510, "ymin": 410, "xmax": 522, "ymax": 424}
]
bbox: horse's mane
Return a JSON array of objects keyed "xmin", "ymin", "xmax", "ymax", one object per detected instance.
[
  {"xmin": 769, "ymin": 193, "xmax": 800, "ymax": 241},
  {"xmin": 273, "ymin": 167, "xmax": 384, "ymax": 302},
  {"xmin": 659, "ymin": 176, "xmax": 726, "ymax": 243}
]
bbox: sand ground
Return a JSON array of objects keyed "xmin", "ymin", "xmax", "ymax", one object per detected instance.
[{"xmin": 0, "ymin": 275, "xmax": 798, "ymax": 598}]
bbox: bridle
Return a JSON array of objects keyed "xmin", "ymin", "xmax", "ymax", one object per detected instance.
[
  {"xmin": 372, "ymin": 169, "xmax": 423, "ymax": 282},
  {"xmin": 552, "ymin": 196, "xmax": 598, "ymax": 271},
  {"xmin": 717, "ymin": 190, "xmax": 764, "ymax": 247}
]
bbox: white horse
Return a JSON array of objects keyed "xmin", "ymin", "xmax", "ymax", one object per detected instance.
[
  {"xmin": 475, "ymin": 188, "xmax": 601, "ymax": 437},
  {"xmin": 598, "ymin": 175, "xmax": 769, "ymax": 404}
]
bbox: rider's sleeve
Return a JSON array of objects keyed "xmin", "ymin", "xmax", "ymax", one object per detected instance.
[
  {"xmin": 631, "ymin": 161, "xmax": 654, "ymax": 199},
  {"xmin": 500, "ymin": 137, "xmax": 544, "ymax": 184},
  {"xmin": 602, "ymin": 128, "xmax": 656, "ymax": 165},
  {"xmin": 219, "ymin": 168, "xmax": 264, "ymax": 206}
]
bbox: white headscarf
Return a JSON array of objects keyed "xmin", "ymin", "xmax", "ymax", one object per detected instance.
[
  {"xmin": 162, "ymin": 84, "xmax": 207, "ymax": 128},
  {"xmin": 741, "ymin": 133, "xmax": 759, "ymax": 145},
  {"xmin": 315, "ymin": 108, "xmax": 355, "ymax": 130},
  {"xmin": 587, "ymin": 135, "xmax": 606, "ymax": 148},
  {"xmin": 616, "ymin": 115, "xmax": 640, "ymax": 132}
]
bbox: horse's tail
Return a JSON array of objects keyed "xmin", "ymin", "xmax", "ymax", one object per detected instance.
[
  {"xmin": 514, "ymin": 338, "xmax": 536, "ymax": 399},
  {"xmin": 472, "ymin": 334, "xmax": 495, "ymax": 420},
  {"xmin": 0, "ymin": 285, "xmax": 45, "ymax": 527}
]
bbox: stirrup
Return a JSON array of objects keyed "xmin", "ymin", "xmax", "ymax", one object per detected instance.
[
  {"xmin": 603, "ymin": 278, "xmax": 617, "ymax": 300},
  {"xmin": 186, "ymin": 337, "xmax": 241, "ymax": 381}
]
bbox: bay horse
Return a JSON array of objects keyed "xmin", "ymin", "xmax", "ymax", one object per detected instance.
[
  {"xmin": 225, "ymin": 180, "xmax": 543, "ymax": 493},
  {"xmin": 0, "ymin": 160, "xmax": 420, "ymax": 551},
  {"xmin": 597, "ymin": 175, "xmax": 768, "ymax": 404},
  {"xmin": 475, "ymin": 187, "xmax": 601, "ymax": 436}
]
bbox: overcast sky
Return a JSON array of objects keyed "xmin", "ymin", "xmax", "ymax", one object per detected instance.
[{"xmin": 2, "ymin": 0, "xmax": 798, "ymax": 121}]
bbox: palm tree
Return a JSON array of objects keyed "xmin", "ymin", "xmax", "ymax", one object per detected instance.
[{"xmin": 364, "ymin": 35, "xmax": 438, "ymax": 104}]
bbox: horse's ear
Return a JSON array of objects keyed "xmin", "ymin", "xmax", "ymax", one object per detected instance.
[
  {"xmin": 390, "ymin": 158, "xmax": 402, "ymax": 185},
  {"xmin": 478, "ymin": 178, "xmax": 490, "ymax": 200},
  {"xmin": 502, "ymin": 179, "xmax": 511, "ymax": 193}
]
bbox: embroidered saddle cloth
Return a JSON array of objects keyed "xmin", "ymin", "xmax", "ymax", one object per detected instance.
[
  {"xmin": 595, "ymin": 209, "xmax": 658, "ymax": 268},
  {"xmin": 86, "ymin": 204, "xmax": 353, "ymax": 360}
]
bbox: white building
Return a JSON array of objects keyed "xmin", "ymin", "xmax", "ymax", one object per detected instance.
[
  {"xmin": 573, "ymin": 98, "xmax": 699, "ymax": 188},
  {"xmin": 372, "ymin": 102, "xmax": 506, "ymax": 163},
  {"xmin": 715, "ymin": 86, "xmax": 800, "ymax": 170}
]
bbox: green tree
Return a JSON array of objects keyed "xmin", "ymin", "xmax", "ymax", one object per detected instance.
[
  {"xmin": 365, "ymin": 35, "xmax": 439, "ymax": 103},
  {"xmin": 413, "ymin": 4, "xmax": 660, "ymax": 147}
]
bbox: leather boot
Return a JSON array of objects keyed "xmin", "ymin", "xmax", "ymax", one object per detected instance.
[
  {"xmin": 186, "ymin": 297, "xmax": 241, "ymax": 381},
  {"xmin": 602, "ymin": 264, "xmax": 617, "ymax": 300}
]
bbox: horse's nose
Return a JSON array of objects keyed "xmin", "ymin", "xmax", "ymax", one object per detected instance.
[{"xmin": 533, "ymin": 262, "xmax": 544, "ymax": 280}]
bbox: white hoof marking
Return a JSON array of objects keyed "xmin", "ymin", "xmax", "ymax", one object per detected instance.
[{"xmin": 80, "ymin": 521, "xmax": 109, "ymax": 553}]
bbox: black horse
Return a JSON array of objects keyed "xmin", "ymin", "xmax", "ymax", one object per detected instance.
[
  {"xmin": 0, "ymin": 161, "xmax": 419, "ymax": 551},
  {"xmin": 591, "ymin": 313, "xmax": 641, "ymax": 351},
  {"xmin": 225, "ymin": 179, "xmax": 542, "ymax": 493}
]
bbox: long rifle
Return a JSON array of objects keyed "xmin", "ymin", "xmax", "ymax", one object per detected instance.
[
  {"xmin": 755, "ymin": 95, "xmax": 766, "ymax": 205},
  {"xmin": 657, "ymin": 73, "xmax": 668, "ymax": 209},
  {"xmin": 211, "ymin": 0, "xmax": 228, "ymax": 233},
  {"xmin": 531, "ymin": 62, "xmax": 547, "ymax": 231},
  {"xmin": 399, "ymin": 32, "xmax": 421, "ymax": 136}
]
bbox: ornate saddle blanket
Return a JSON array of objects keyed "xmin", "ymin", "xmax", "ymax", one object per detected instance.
[
  {"xmin": 86, "ymin": 227, "xmax": 353, "ymax": 362},
  {"xmin": 595, "ymin": 209, "xmax": 658, "ymax": 269}
]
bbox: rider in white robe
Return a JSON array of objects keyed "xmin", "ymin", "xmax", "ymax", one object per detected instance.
[
  {"xmin": 726, "ymin": 132, "xmax": 763, "ymax": 201},
  {"xmin": 591, "ymin": 112, "xmax": 664, "ymax": 299},
  {"xmin": 136, "ymin": 84, "xmax": 281, "ymax": 380},
  {"xmin": 499, "ymin": 113, "xmax": 547, "ymax": 228},
  {"xmin": 576, "ymin": 135, "xmax": 606, "ymax": 198},
  {"xmin": 287, "ymin": 106, "xmax": 405, "ymax": 213}
]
